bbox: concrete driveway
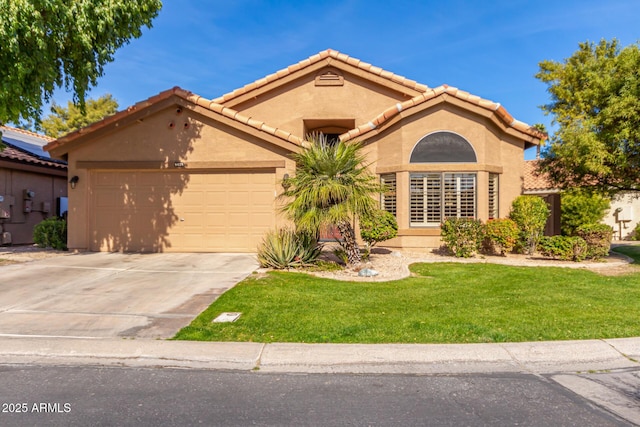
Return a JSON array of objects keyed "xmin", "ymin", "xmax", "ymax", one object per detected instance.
[{"xmin": 0, "ymin": 252, "xmax": 258, "ymax": 339}]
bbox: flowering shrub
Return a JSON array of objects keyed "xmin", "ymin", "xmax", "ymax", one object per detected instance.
[
  {"xmin": 440, "ymin": 217, "xmax": 484, "ymax": 258},
  {"xmin": 483, "ymin": 218, "xmax": 519, "ymax": 256}
]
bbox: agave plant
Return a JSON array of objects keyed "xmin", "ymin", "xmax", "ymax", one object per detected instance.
[{"xmin": 257, "ymin": 228, "xmax": 323, "ymax": 269}]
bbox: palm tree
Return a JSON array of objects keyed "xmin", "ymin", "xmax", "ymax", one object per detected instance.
[{"xmin": 281, "ymin": 135, "xmax": 383, "ymax": 267}]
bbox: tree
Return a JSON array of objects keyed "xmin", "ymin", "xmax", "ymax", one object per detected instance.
[
  {"xmin": 38, "ymin": 94, "xmax": 119, "ymax": 138},
  {"xmin": 280, "ymin": 135, "xmax": 383, "ymax": 267},
  {"xmin": 0, "ymin": 0, "xmax": 161, "ymax": 125},
  {"xmin": 536, "ymin": 39, "xmax": 640, "ymax": 195}
]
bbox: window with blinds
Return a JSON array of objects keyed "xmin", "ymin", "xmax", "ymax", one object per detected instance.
[
  {"xmin": 410, "ymin": 173, "xmax": 477, "ymax": 226},
  {"xmin": 488, "ymin": 173, "xmax": 499, "ymax": 219},
  {"xmin": 380, "ymin": 174, "xmax": 397, "ymax": 216}
]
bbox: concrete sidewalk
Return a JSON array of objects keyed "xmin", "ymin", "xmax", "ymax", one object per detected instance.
[{"xmin": 0, "ymin": 335, "xmax": 638, "ymax": 374}]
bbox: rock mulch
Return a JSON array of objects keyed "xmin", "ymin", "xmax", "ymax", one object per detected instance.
[{"xmin": 308, "ymin": 248, "xmax": 638, "ymax": 282}]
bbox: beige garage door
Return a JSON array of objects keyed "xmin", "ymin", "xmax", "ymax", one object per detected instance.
[{"xmin": 89, "ymin": 171, "xmax": 275, "ymax": 252}]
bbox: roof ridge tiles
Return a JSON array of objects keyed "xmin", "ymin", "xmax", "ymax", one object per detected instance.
[
  {"xmin": 338, "ymin": 84, "xmax": 544, "ymax": 142},
  {"xmin": 213, "ymin": 49, "xmax": 429, "ymax": 105}
]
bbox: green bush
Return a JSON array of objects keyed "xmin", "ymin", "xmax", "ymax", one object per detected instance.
[
  {"xmin": 576, "ymin": 223, "xmax": 613, "ymax": 260},
  {"xmin": 561, "ymin": 190, "xmax": 610, "ymax": 236},
  {"xmin": 440, "ymin": 217, "xmax": 484, "ymax": 258},
  {"xmin": 633, "ymin": 222, "xmax": 640, "ymax": 241},
  {"xmin": 257, "ymin": 228, "xmax": 322, "ymax": 269},
  {"xmin": 538, "ymin": 236, "xmax": 587, "ymax": 261},
  {"xmin": 509, "ymin": 196, "xmax": 550, "ymax": 255},
  {"xmin": 483, "ymin": 218, "xmax": 519, "ymax": 256},
  {"xmin": 33, "ymin": 217, "xmax": 67, "ymax": 250},
  {"xmin": 360, "ymin": 210, "xmax": 398, "ymax": 257}
]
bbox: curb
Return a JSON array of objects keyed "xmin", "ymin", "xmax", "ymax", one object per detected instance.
[{"xmin": 0, "ymin": 336, "xmax": 638, "ymax": 375}]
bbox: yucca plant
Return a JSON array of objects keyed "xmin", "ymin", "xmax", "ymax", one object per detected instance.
[{"xmin": 257, "ymin": 228, "xmax": 323, "ymax": 269}]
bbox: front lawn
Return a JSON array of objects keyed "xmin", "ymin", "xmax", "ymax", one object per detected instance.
[
  {"xmin": 612, "ymin": 245, "xmax": 640, "ymax": 263},
  {"xmin": 174, "ymin": 262, "xmax": 640, "ymax": 344}
]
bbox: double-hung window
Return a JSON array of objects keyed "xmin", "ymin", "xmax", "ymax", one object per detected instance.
[{"xmin": 410, "ymin": 173, "xmax": 476, "ymax": 226}]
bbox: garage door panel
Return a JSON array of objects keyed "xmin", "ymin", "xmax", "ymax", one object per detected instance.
[{"xmin": 90, "ymin": 171, "xmax": 275, "ymax": 252}]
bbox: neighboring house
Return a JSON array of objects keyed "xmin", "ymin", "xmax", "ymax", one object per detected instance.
[
  {"xmin": 45, "ymin": 49, "xmax": 544, "ymax": 253},
  {"xmin": 523, "ymin": 160, "xmax": 561, "ymax": 236},
  {"xmin": 523, "ymin": 159, "xmax": 640, "ymax": 240},
  {"xmin": 0, "ymin": 126, "xmax": 68, "ymax": 245}
]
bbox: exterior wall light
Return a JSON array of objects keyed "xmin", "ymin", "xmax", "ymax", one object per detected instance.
[
  {"xmin": 282, "ymin": 173, "xmax": 292, "ymax": 190},
  {"xmin": 69, "ymin": 176, "xmax": 79, "ymax": 189}
]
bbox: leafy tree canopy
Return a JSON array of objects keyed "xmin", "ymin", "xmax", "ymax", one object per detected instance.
[
  {"xmin": 536, "ymin": 39, "xmax": 640, "ymax": 194},
  {"xmin": 0, "ymin": 0, "xmax": 161, "ymax": 125},
  {"xmin": 38, "ymin": 94, "xmax": 119, "ymax": 138}
]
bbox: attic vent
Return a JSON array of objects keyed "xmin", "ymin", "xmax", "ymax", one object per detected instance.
[{"xmin": 315, "ymin": 69, "xmax": 344, "ymax": 86}]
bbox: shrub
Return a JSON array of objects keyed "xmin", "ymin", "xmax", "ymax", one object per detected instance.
[
  {"xmin": 509, "ymin": 196, "xmax": 550, "ymax": 255},
  {"xmin": 360, "ymin": 210, "xmax": 398, "ymax": 257},
  {"xmin": 633, "ymin": 222, "xmax": 640, "ymax": 241},
  {"xmin": 576, "ymin": 224, "xmax": 613, "ymax": 260},
  {"xmin": 440, "ymin": 217, "xmax": 484, "ymax": 258},
  {"xmin": 538, "ymin": 235, "xmax": 587, "ymax": 261},
  {"xmin": 33, "ymin": 217, "xmax": 67, "ymax": 250},
  {"xmin": 483, "ymin": 218, "xmax": 519, "ymax": 256},
  {"xmin": 561, "ymin": 190, "xmax": 610, "ymax": 236},
  {"xmin": 257, "ymin": 228, "xmax": 322, "ymax": 269}
]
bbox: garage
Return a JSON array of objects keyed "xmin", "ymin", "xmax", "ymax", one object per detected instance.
[{"xmin": 89, "ymin": 170, "xmax": 276, "ymax": 252}]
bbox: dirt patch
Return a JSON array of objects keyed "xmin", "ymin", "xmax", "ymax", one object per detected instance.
[{"xmin": 0, "ymin": 245, "xmax": 69, "ymax": 263}]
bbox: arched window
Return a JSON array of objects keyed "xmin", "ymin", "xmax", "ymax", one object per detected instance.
[{"xmin": 410, "ymin": 131, "xmax": 477, "ymax": 163}]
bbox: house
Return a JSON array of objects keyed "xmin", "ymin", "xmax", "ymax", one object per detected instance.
[
  {"xmin": 524, "ymin": 159, "xmax": 640, "ymax": 240},
  {"xmin": 0, "ymin": 126, "xmax": 68, "ymax": 245},
  {"xmin": 44, "ymin": 49, "xmax": 544, "ymax": 253}
]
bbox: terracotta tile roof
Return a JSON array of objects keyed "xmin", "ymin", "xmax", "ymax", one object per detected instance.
[
  {"xmin": 339, "ymin": 85, "xmax": 546, "ymax": 143},
  {"xmin": 44, "ymin": 50, "xmax": 545, "ymax": 156},
  {"xmin": 212, "ymin": 49, "xmax": 429, "ymax": 104},
  {"xmin": 523, "ymin": 160, "xmax": 556, "ymax": 192},
  {"xmin": 1, "ymin": 126, "xmax": 67, "ymax": 170},
  {"xmin": 45, "ymin": 87, "xmax": 303, "ymax": 154}
]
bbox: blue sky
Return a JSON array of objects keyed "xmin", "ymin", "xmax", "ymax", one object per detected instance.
[{"xmin": 56, "ymin": 0, "xmax": 640, "ymax": 159}]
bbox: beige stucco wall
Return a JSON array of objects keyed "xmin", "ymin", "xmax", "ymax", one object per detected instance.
[
  {"xmin": 65, "ymin": 105, "xmax": 294, "ymax": 251},
  {"xmin": 605, "ymin": 193, "xmax": 640, "ymax": 241},
  {"xmin": 232, "ymin": 69, "xmax": 411, "ymax": 137}
]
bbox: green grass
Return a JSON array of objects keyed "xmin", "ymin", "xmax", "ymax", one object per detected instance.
[
  {"xmin": 612, "ymin": 245, "xmax": 640, "ymax": 264},
  {"xmin": 174, "ymin": 262, "xmax": 640, "ymax": 344}
]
